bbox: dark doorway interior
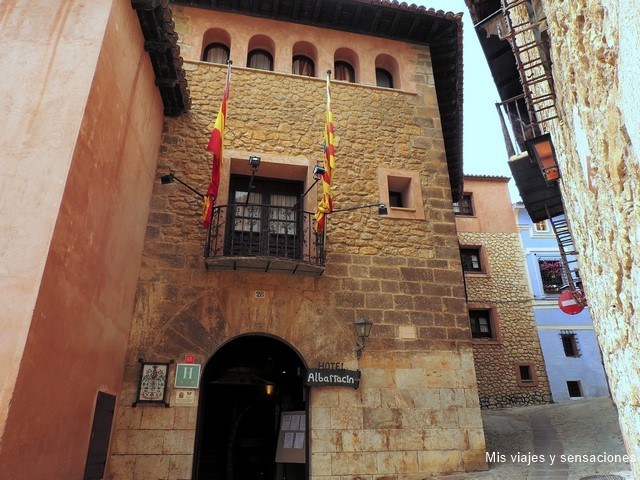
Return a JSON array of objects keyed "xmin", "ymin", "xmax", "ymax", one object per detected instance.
[
  {"xmin": 83, "ymin": 392, "xmax": 116, "ymax": 480},
  {"xmin": 193, "ymin": 335, "xmax": 307, "ymax": 480}
]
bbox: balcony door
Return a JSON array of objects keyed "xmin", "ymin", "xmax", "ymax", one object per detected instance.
[{"xmin": 227, "ymin": 175, "xmax": 303, "ymax": 259}]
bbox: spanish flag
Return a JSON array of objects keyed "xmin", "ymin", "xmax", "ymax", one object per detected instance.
[
  {"xmin": 315, "ymin": 72, "xmax": 335, "ymax": 233},
  {"xmin": 202, "ymin": 61, "xmax": 232, "ymax": 228}
]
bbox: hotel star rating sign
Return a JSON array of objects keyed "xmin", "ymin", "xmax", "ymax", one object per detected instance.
[{"xmin": 175, "ymin": 363, "xmax": 202, "ymax": 388}]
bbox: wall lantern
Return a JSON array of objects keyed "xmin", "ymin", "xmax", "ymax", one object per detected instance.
[
  {"xmin": 290, "ymin": 165, "xmax": 327, "ymax": 211},
  {"xmin": 245, "ymin": 156, "xmax": 262, "ymax": 204},
  {"xmin": 526, "ymin": 133, "xmax": 560, "ymax": 184},
  {"xmin": 160, "ymin": 172, "xmax": 204, "ymax": 198},
  {"xmin": 353, "ymin": 315, "xmax": 374, "ymax": 359},
  {"xmin": 248, "ymin": 155, "xmax": 261, "ymax": 170}
]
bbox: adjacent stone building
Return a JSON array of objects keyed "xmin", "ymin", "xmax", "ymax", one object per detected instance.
[
  {"xmin": 466, "ymin": 0, "xmax": 640, "ymax": 474},
  {"xmin": 0, "ymin": 0, "xmax": 495, "ymax": 478},
  {"xmin": 515, "ymin": 204, "xmax": 610, "ymax": 403},
  {"xmin": 455, "ymin": 175, "xmax": 550, "ymax": 409}
]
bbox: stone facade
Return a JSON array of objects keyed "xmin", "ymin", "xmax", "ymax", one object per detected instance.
[
  {"xmin": 107, "ymin": 9, "xmax": 486, "ymax": 479},
  {"xmin": 456, "ymin": 177, "xmax": 551, "ymax": 409},
  {"xmin": 540, "ymin": 1, "xmax": 640, "ymax": 474}
]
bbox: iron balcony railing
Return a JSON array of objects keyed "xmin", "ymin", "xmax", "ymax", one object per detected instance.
[
  {"xmin": 496, "ymin": 93, "xmax": 542, "ymax": 157},
  {"xmin": 204, "ymin": 203, "xmax": 325, "ymax": 268}
]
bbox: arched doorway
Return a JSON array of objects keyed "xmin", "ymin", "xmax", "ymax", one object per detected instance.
[{"xmin": 193, "ymin": 335, "xmax": 307, "ymax": 480}]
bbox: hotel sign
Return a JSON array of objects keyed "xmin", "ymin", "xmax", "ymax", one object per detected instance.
[{"xmin": 304, "ymin": 369, "xmax": 360, "ymax": 389}]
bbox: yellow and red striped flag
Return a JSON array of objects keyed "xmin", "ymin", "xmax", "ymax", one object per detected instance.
[
  {"xmin": 202, "ymin": 61, "xmax": 232, "ymax": 228},
  {"xmin": 315, "ymin": 71, "xmax": 335, "ymax": 233}
]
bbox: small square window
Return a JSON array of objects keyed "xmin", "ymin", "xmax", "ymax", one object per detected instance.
[
  {"xmin": 453, "ymin": 193, "xmax": 474, "ymax": 216},
  {"xmin": 377, "ymin": 168, "xmax": 425, "ymax": 220},
  {"xmin": 515, "ymin": 363, "xmax": 538, "ymax": 387},
  {"xmin": 469, "ymin": 309, "xmax": 494, "ymax": 339},
  {"xmin": 561, "ymin": 333, "xmax": 580, "ymax": 357},
  {"xmin": 519, "ymin": 365, "xmax": 533, "ymax": 382},
  {"xmin": 461, "ymin": 248, "xmax": 482, "ymax": 272},
  {"xmin": 533, "ymin": 220, "xmax": 549, "ymax": 232},
  {"xmin": 567, "ymin": 380, "xmax": 583, "ymax": 397},
  {"xmin": 387, "ymin": 176, "xmax": 412, "ymax": 209}
]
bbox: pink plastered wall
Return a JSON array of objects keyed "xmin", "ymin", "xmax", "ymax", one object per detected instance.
[
  {"xmin": 174, "ymin": 6, "xmax": 423, "ymax": 91},
  {"xmin": 455, "ymin": 177, "xmax": 518, "ymax": 234},
  {"xmin": 0, "ymin": 0, "xmax": 164, "ymax": 477}
]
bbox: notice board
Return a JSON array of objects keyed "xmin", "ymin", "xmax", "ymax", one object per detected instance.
[{"xmin": 275, "ymin": 411, "xmax": 306, "ymax": 464}]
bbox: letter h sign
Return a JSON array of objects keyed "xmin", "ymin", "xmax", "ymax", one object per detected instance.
[{"xmin": 174, "ymin": 363, "xmax": 202, "ymax": 388}]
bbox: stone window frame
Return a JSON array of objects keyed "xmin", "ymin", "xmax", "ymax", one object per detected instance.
[
  {"xmin": 459, "ymin": 243, "xmax": 490, "ymax": 277},
  {"xmin": 515, "ymin": 362, "xmax": 539, "ymax": 387},
  {"xmin": 377, "ymin": 167, "xmax": 425, "ymax": 220},
  {"xmin": 468, "ymin": 304, "xmax": 502, "ymax": 344}
]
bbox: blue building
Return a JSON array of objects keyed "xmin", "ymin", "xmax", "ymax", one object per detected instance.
[{"xmin": 515, "ymin": 203, "xmax": 610, "ymax": 403}]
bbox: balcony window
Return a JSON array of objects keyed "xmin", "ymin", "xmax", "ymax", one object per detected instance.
[
  {"xmin": 538, "ymin": 257, "xmax": 564, "ymax": 294},
  {"xmin": 204, "ymin": 173, "xmax": 324, "ymax": 275},
  {"xmin": 227, "ymin": 176, "xmax": 301, "ymax": 258}
]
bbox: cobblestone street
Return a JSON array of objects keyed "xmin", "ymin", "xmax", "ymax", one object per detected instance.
[{"xmin": 437, "ymin": 397, "xmax": 633, "ymax": 480}]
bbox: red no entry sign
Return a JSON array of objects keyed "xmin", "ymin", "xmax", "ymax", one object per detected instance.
[{"xmin": 558, "ymin": 290, "xmax": 585, "ymax": 315}]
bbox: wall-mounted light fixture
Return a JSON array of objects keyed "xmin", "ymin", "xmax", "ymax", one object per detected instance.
[
  {"xmin": 160, "ymin": 172, "xmax": 204, "ymax": 198},
  {"xmin": 248, "ymin": 155, "xmax": 261, "ymax": 170},
  {"xmin": 312, "ymin": 165, "xmax": 326, "ymax": 180},
  {"xmin": 290, "ymin": 165, "xmax": 327, "ymax": 211},
  {"xmin": 332, "ymin": 203, "xmax": 388, "ymax": 215},
  {"xmin": 353, "ymin": 315, "xmax": 374, "ymax": 360},
  {"xmin": 245, "ymin": 156, "xmax": 261, "ymax": 205},
  {"xmin": 526, "ymin": 133, "xmax": 559, "ymax": 185}
]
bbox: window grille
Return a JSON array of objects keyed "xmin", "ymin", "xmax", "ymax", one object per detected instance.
[{"xmin": 538, "ymin": 257, "xmax": 565, "ymax": 294}]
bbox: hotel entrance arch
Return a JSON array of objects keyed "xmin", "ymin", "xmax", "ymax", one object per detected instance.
[{"xmin": 192, "ymin": 334, "xmax": 307, "ymax": 480}]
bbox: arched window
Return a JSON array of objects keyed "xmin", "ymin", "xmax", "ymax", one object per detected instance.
[
  {"xmin": 247, "ymin": 49, "xmax": 274, "ymax": 71},
  {"xmin": 292, "ymin": 55, "xmax": 315, "ymax": 77},
  {"xmin": 334, "ymin": 61, "xmax": 355, "ymax": 83},
  {"xmin": 376, "ymin": 68, "xmax": 394, "ymax": 88},
  {"xmin": 202, "ymin": 43, "xmax": 230, "ymax": 64}
]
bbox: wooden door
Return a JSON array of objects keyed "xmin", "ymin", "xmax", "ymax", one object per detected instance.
[{"xmin": 83, "ymin": 392, "xmax": 116, "ymax": 480}]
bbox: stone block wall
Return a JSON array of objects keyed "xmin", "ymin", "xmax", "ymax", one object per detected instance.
[
  {"xmin": 106, "ymin": 38, "xmax": 487, "ymax": 479},
  {"xmin": 534, "ymin": 0, "xmax": 640, "ymax": 474},
  {"xmin": 459, "ymin": 231, "xmax": 551, "ymax": 409}
]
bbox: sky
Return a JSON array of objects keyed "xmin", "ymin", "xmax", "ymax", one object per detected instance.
[{"xmin": 418, "ymin": 0, "xmax": 520, "ymax": 200}]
